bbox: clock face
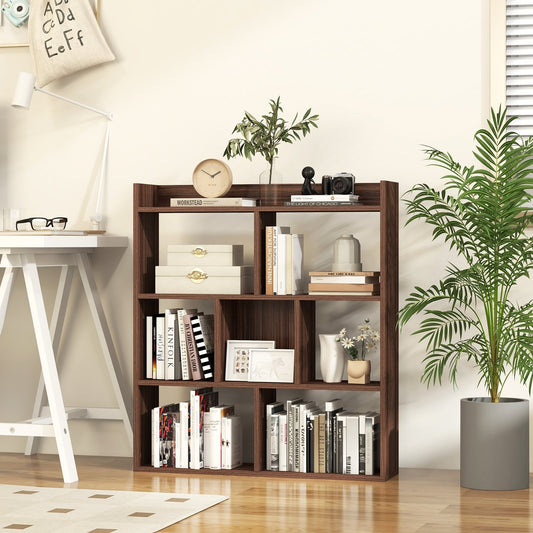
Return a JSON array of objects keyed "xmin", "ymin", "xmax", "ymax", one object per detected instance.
[{"xmin": 192, "ymin": 159, "xmax": 233, "ymax": 198}]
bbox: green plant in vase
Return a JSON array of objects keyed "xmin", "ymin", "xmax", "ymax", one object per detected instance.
[
  {"xmin": 223, "ymin": 96, "xmax": 319, "ymax": 184},
  {"xmin": 398, "ymin": 107, "xmax": 533, "ymax": 490}
]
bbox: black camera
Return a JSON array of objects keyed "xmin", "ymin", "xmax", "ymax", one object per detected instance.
[{"xmin": 322, "ymin": 172, "xmax": 355, "ymax": 195}]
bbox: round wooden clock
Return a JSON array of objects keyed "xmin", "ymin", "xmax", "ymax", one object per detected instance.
[{"xmin": 192, "ymin": 159, "xmax": 233, "ymax": 198}]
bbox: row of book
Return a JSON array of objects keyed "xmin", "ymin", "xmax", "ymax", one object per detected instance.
[
  {"xmin": 308, "ymin": 270, "xmax": 380, "ymax": 296},
  {"xmin": 266, "ymin": 398, "xmax": 379, "ymax": 475},
  {"xmin": 146, "ymin": 308, "xmax": 214, "ymax": 381},
  {"xmin": 265, "ymin": 226, "xmax": 304, "ymax": 295},
  {"xmin": 152, "ymin": 388, "xmax": 243, "ymax": 470}
]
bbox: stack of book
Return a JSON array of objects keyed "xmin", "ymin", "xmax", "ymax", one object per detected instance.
[
  {"xmin": 284, "ymin": 194, "xmax": 360, "ymax": 207},
  {"xmin": 307, "ymin": 271, "xmax": 380, "ymax": 296},
  {"xmin": 152, "ymin": 388, "xmax": 243, "ymax": 470},
  {"xmin": 170, "ymin": 197, "xmax": 257, "ymax": 206},
  {"xmin": 266, "ymin": 398, "xmax": 380, "ymax": 475},
  {"xmin": 265, "ymin": 226, "xmax": 305, "ymax": 295},
  {"xmin": 145, "ymin": 308, "xmax": 214, "ymax": 381}
]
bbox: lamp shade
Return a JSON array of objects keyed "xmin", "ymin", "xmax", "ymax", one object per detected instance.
[{"xmin": 11, "ymin": 72, "xmax": 36, "ymax": 109}]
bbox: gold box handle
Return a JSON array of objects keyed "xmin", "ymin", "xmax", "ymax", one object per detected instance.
[
  {"xmin": 191, "ymin": 246, "xmax": 207, "ymax": 257},
  {"xmin": 187, "ymin": 268, "xmax": 208, "ymax": 283}
]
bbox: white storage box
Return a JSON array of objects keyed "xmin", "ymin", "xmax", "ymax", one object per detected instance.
[
  {"xmin": 155, "ymin": 265, "xmax": 253, "ymax": 294},
  {"xmin": 167, "ymin": 244, "xmax": 243, "ymax": 266}
]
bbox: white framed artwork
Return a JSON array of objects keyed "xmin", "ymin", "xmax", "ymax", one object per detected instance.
[
  {"xmin": 225, "ymin": 340, "xmax": 275, "ymax": 381},
  {"xmin": 248, "ymin": 349, "xmax": 295, "ymax": 383}
]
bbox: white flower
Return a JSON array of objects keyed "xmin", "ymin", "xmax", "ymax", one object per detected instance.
[
  {"xmin": 356, "ymin": 334, "xmax": 366, "ymax": 342},
  {"xmin": 339, "ymin": 328, "xmax": 347, "ymax": 336},
  {"xmin": 371, "ymin": 331, "xmax": 380, "ymax": 341},
  {"xmin": 341, "ymin": 338, "xmax": 355, "ymax": 349}
]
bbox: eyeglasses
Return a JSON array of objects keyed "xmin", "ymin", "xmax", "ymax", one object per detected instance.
[{"xmin": 16, "ymin": 217, "xmax": 68, "ymax": 231}]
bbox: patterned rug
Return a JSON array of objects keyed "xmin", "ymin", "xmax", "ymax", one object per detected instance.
[{"xmin": 0, "ymin": 484, "xmax": 227, "ymax": 532}]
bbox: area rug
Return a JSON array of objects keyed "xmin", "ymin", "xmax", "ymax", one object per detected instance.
[{"xmin": 0, "ymin": 484, "xmax": 227, "ymax": 532}]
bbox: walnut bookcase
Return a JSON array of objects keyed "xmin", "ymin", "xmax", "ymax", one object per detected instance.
[{"xmin": 133, "ymin": 181, "xmax": 398, "ymax": 481}]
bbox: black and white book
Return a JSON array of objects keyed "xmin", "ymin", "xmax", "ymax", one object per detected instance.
[
  {"xmin": 265, "ymin": 401, "xmax": 284, "ymax": 470},
  {"xmin": 324, "ymin": 399, "xmax": 343, "ymax": 473}
]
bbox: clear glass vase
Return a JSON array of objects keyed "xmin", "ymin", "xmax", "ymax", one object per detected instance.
[{"xmin": 259, "ymin": 159, "xmax": 283, "ymax": 206}]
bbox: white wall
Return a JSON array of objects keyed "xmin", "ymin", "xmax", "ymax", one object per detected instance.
[{"xmin": 1, "ymin": 0, "xmax": 529, "ymax": 470}]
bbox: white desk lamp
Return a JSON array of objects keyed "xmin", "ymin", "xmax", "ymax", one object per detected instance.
[{"xmin": 11, "ymin": 72, "xmax": 113, "ymax": 231}]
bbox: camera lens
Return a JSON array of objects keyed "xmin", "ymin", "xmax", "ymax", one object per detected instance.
[
  {"xmin": 333, "ymin": 179, "xmax": 346, "ymax": 192},
  {"xmin": 13, "ymin": 1, "xmax": 29, "ymax": 16}
]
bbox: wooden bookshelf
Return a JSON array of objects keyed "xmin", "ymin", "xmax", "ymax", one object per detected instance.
[{"xmin": 133, "ymin": 181, "xmax": 398, "ymax": 480}]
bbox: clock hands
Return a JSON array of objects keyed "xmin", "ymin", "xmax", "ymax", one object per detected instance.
[{"xmin": 201, "ymin": 169, "xmax": 222, "ymax": 178}]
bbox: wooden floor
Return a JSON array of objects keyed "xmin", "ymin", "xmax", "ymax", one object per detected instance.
[{"xmin": 0, "ymin": 454, "xmax": 531, "ymax": 532}]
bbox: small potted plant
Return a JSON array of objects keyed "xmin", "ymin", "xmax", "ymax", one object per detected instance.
[
  {"xmin": 336, "ymin": 318, "xmax": 379, "ymax": 384},
  {"xmin": 223, "ymin": 97, "xmax": 318, "ymax": 202}
]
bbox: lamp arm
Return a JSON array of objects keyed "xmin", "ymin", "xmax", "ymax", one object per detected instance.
[{"xmin": 34, "ymin": 86, "xmax": 112, "ymax": 120}]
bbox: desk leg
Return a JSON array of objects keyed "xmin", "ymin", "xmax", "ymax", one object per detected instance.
[
  {"xmin": 21, "ymin": 256, "xmax": 78, "ymax": 484},
  {"xmin": 75, "ymin": 252, "xmax": 133, "ymax": 450},
  {"xmin": 0, "ymin": 267, "xmax": 16, "ymax": 335},
  {"xmin": 25, "ymin": 265, "xmax": 74, "ymax": 456}
]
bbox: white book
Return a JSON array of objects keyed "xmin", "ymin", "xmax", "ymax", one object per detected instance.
[
  {"xmin": 155, "ymin": 315, "xmax": 165, "ymax": 380},
  {"xmin": 291, "ymin": 234, "xmax": 305, "ymax": 294},
  {"xmin": 146, "ymin": 315, "xmax": 154, "ymax": 379},
  {"xmin": 164, "ymin": 309, "xmax": 180, "ymax": 380},
  {"xmin": 345, "ymin": 414, "xmax": 359, "ymax": 475},
  {"xmin": 290, "ymin": 194, "xmax": 359, "ymax": 202},
  {"xmin": 310, "ymin": 275, "xmax": 378, "ymax": 284},
  {"xmin": 278, "ymin": 411, "xmax": 288, "ymax": 472},
  {"xmin": 272, "ymin": 226, "xmax": 290, "ymax": 295},
  {"xmin": 207, "ymin": 405, "xmax": 235, "ymax": 470},
  {"xmin": 152, "ymin": 406, "xmax": 160, "ymax": 468},
  {"xmin": 358, "ymin": 413, "xmax": 367, "ymax": 475},
  {"xmin": 277, "ymin": 233, "xmax": 288, "ymax": 295},
  {"xmin": 286, "ymin": 398, "xmax": 303, "ymax": 471},
  {"xmin": 177, "ymin": 308, "xmax": 197, "ymax": 380},
  {"xmin": 174, "ymin": 420, "xmax": 181, "ymax": 469},
  {"xmin": 203, "ymin": 411, "xmax": 217, "ymax": 470},
  {"xmin": 178, "ymin": 401, "xmax": 189, "ymax": 468},
  {"xmin": 170, "ymin": 197, "xmax": 257, "ymax": 206},
  {"xmin": 224, "ymin": 415, "xmax": 243, "ymax": 469}
]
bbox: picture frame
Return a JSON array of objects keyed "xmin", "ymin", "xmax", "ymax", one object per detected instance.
[
  {"xmin": 248, "ymin": 349, "xmax": 295, "ymax": 383},
  {"xmin": 225, "ymin": 340, "xmax": 275, "ymax": 381},
  {"xmin": 0, "ymin": 0, "xmax": 100, "ymax": 49}
]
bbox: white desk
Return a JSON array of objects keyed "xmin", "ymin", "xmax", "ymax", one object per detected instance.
[{"xmin": 0, "ymin": 234, "xmax": 132, "ymax": 483}]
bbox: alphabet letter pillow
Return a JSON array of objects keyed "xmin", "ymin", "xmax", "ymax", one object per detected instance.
[{"xmin": 29, "ymin": 0, "xmax": 115, "ymax": 87}]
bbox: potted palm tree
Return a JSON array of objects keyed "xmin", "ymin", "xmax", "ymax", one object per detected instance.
[{"xmin": 398, "ymin": 107, "xmax": 533, "ymax": 490}]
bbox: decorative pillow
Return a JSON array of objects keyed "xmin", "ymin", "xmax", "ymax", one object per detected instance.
[{"xmin": 28, "ymin": 0, "xmax": 115, "ymax": 87}]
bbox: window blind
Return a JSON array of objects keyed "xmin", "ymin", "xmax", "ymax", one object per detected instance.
[{"xmin": 507, "ymin": 0, "xmax": 533, "ymax": 135}]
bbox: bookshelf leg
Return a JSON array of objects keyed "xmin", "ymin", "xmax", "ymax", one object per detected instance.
[
  {"xmin": 75, "ymin": 252, "xmax": 133, "ymax": 450},
  {"xmin": 0, "ymin": 266, "xmax": 16, "ymax": 335},
  {"xmin": 21, "ymin": 256, "xmax": 78, "ymax": 484},
  {"xmin": 25, "ymin": 265, "xmax": 74, "ymax": 456}
]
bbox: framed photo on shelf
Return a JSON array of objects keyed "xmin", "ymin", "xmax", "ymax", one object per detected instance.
[
  {"xmin": 225, "ymin": 340, "xmax": 275, "ymax": 381},
  {"xmin": 248, "ymin": 349, "xmax": 295, "ymax": 383}
]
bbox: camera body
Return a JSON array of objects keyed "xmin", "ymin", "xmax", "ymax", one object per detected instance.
[
  {"xmin": 1, "ymin": 0, "xmax": 30, "ymax": 27},
  {"xmin": 322, "ymin": 172, "xmax": 355, "ymax": 195}
]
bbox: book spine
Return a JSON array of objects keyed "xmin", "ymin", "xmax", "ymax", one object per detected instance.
[
  {"xmin": 279, "ymin": 412, "xmax": 288, "ymax": 472},
  {"xmin": 345, "ymin": 415, "xmax": 359, "ymax": 474},
  {"xmin": 293, "ymin": 404, "xmax": 300, "ymax": 472},
  {"xmin": 270, "ymin": 413, "xmax": 280, "ymax": 471},
  {"xmin": 179, "ymin": 401, "xmax": 189, "ymax": 468},
  {"xmin": 146, "ymin": 315, "xmax": 154, "ymax": 379},
  {"xmin": 359, "ymin": 414, "xmax": 366, "ymax": 475},
  {"xmin": 291, "ymin": 234, "xmax": 304, "ymax": 294},
  {"xmin": 265, "ymin": 226, "xmax": 274, "ymax": 295},
  {"xmin": 318, "ymin": 413, "xmax": 326, "ymax": 473},
  {"xmin": 227, "ymin": 415, "xmax": 243, "ymax": 469},
  {"xmin": 170, "ymin": 198, "xmax": 255, "ymax": 206},
  {"xmin": 165, "ymin": 310, "xmax": 180, "ymax": 380},
  {"xmin": 310, "ymin": 275, "xmax": 379, "ymax": 284},
  {"xmin": 177, "ymin": 309, "xmax": 193, "ymax": 380},
  {"xmin": 190, "ymin": 315, "xmax": 213, "ymax": 380},
  {"xmin": 277, "ymin": 233, "xmax": 288, "ymax": 295},
  {"xmin": 152, "ymin": 406, "xmax": 160, "ymax": 467},
  {"xmin": 265, "ymin": 402, "xmax": 283, "ymax": 470},
  {"xmin": 183, "ymin": 315, "xmax": 203, "ymax": 380},
  {"xmin": 308, "ymin": 283, "xmax": 379, "ymax": 292},
  {"xmin": 155, "ymin": 315, "xmax": 165, "ymax": 380}
]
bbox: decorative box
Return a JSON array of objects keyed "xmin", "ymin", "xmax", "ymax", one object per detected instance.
[
  {"xmin": 155, "ymin": 265, "xmax": 253, "ymax": 294},
  {"xmin": 167, "ymin": 244, "xmax": 243, "ymax": 266}
]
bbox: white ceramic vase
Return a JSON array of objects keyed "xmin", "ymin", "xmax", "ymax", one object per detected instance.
[{"xmin": 319, "ymin": 334, "xmax": 344, "ymax": 383}]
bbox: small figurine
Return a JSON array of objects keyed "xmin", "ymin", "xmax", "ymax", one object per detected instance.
[{"xmin": 301, "ymin": 166, "xmax": 317, "ymax": 195}]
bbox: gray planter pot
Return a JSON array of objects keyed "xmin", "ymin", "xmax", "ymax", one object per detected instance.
[{"xmin": 460, "ymin": 397, "xmax": 529, "ymax": 490}]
